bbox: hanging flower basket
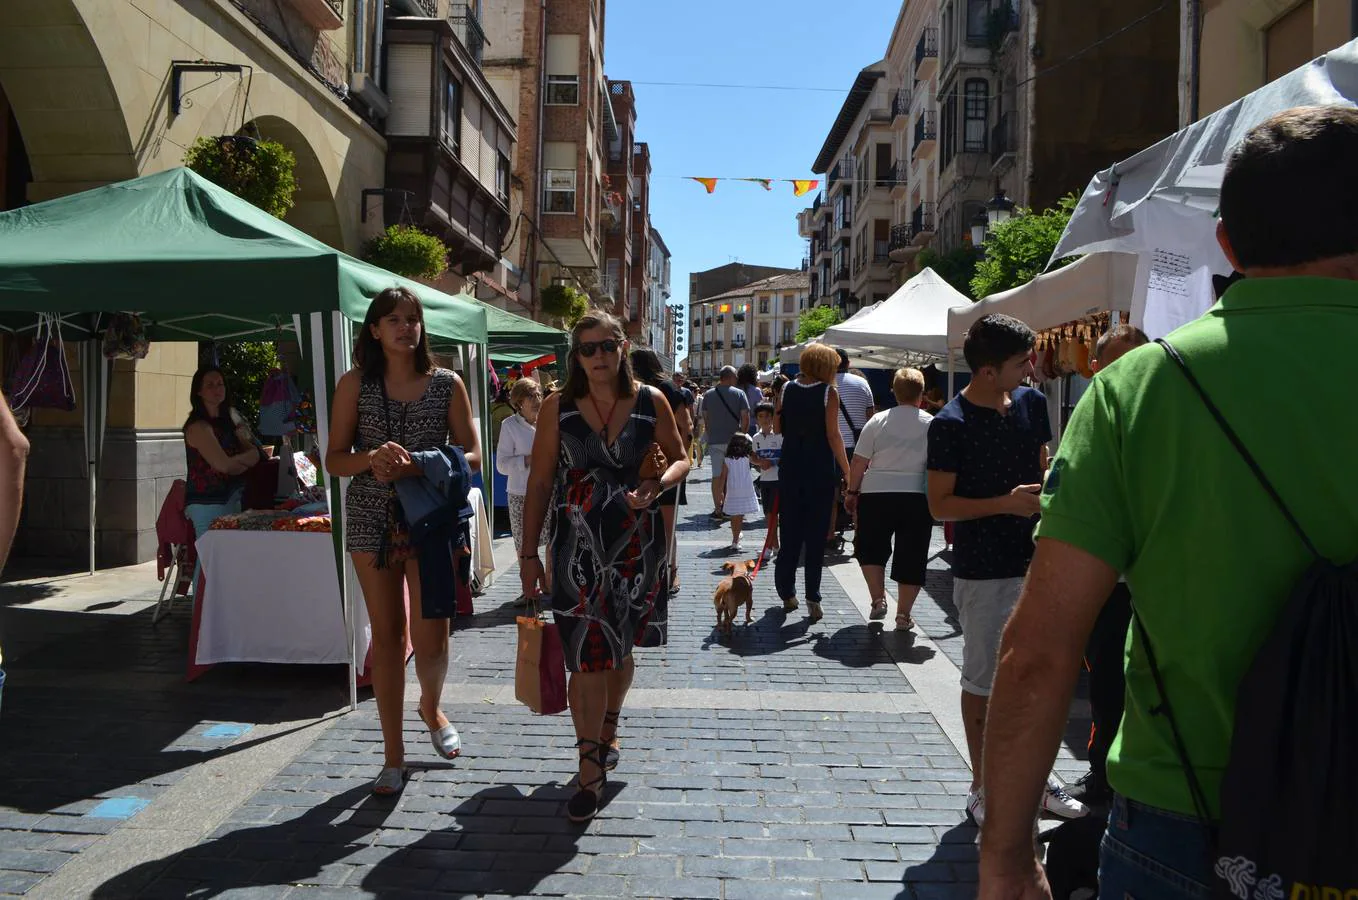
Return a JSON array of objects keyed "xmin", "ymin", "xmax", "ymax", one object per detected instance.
[
  {"xmin": 540, "ymin": 284, "xmax": 588, "ymax": 326},
  {"xmin": 184, "ymin": 135, "xmax": 298, "ymax": 219},
  {"xmin": 362, "ymin": 225, "xmax": 449, "ymax": 280}
]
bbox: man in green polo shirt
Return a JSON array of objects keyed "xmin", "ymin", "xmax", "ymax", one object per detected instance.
[{"xmin": 977, "ymin": 106, "xmax": 1358, "ymax": 900}]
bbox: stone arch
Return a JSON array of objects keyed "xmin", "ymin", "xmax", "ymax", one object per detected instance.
[
  {"xmin": 0, "ymin": 0, "xmax": 147, "ymax": 199},
  {"xmin": 242, "ymin": 114, "xmax": 344, "ymax": 249}
]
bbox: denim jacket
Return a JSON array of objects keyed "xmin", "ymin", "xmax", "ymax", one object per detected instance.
[{"xmin": 394, "ymin": 445, "xmax": 474, "ymax": 618}]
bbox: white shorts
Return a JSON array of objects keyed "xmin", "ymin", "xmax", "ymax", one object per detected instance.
[{"xmin": 954, "ymin": 576, "xmax": 1024, "ymax": 697}]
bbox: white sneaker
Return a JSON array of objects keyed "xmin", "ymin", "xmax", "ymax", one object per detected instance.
[
  {"xmin": 1043, "ymin": 776, "xmax": 1091, "ymax": 819},
  {"xmin": 966, "ymin": 787, "xmax": 985, "ymax": 827}
]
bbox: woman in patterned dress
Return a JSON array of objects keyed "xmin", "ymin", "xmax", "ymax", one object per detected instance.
[
  {"xmin": 325, "ymin": 287, "xmax": 482, "ymax": 796},
  {"xmin": 518, "ymin": 311, "xmax": 690, "ymax": 822}
]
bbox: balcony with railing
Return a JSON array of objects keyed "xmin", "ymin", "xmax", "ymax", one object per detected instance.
[
  {"xmin": 991, "ymin": 110, "xmax": 1018, "ymax": 169},
  {"xmin": 391, "ymin": 0, "xmax": 437, "ymax": 14},
  {"xmin": 911, "ymin": 202, "xmax": 936, "ymax": 247},
  {"xmin": 715, "ymin": 340, "xmax": 725, "ymax": 350},
  {"xmin": 833, "ymin": 265, "xmax": 850, "ymax": 285},
  {"xmin": 732, "ymin": 337, "xmax": 746, "ymax": 349},
  {"xmin": 915, "ymin": 27, "xmax": 938, "ymax": 78},
  {"xmin": 448, "ymin": 3, "xmax": 485, "ymax": 67},
  {"xmin": 890, "ymin": 159, "xmax": 909, "ymax": 200},
  {"xmin": 889, "ymin": 221, "xmax": 918, "ymax": 260},
  {"xmin": 873, "ymin": 240, "xmax": 891, "ymax": 263},
  {"xmin": 734, "ymin": 311, "xmax": 746, "ymax": 323},
  {"xmin": 913, "ymin": 110, "xmax": 937, "ymax": 159},
  {"xmin": 892, "ymin": 90, "xmax": 911, "ymax": 130}
]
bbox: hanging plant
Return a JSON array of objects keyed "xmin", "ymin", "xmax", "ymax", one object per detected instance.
[
  {"xmin": 184, "ymin": 135, "xmax": 298, "ymax": 218},
  {"xmin": 540, "ymin": 284, "xmax": 589, "ymax": 325},
  {"xmin": 362, "ymin": 225, "xmax": 449, "ymax": 280}
]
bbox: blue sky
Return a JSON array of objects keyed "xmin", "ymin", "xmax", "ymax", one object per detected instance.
[{"xmin": 603, "ymin": 1, "xmax": 901, "ymax": 363}]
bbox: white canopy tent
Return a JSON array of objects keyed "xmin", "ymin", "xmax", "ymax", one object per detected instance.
[
  {"xmin": 946, "ymin": 252, "xmax": 1138, "ymax": 350},
  {"xmin": 1049, "ymin": 38, "xmax": 1358, "ymax": 337},
  {"xmin": 823, "ymin": 267, "xmax": 972, "ymax": 390}
]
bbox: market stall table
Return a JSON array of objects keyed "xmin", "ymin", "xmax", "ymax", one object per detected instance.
[{"xmin": 186, "ymin": 488, "xmax": 493, "ymax": 683}]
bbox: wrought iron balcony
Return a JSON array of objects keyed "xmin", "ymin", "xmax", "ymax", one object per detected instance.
[
  {"xmin": 889, "ymin": 222, "xmax": 913, "ymax": 250},
  {"xmin": 991, "ymin": 111, "xmax": 1018, "ymax": 166},
  {"xmin": 892, "ymin": 89, "xmax": 911, "ymax": 121},
  {"xmin": 912, "ymin": 202, "xmax": 936, "ymax": 244},
  {"xmin": 448, "ymin": 3, "xmax": 485, "ymax": 67},
  {"xmin": 915, "ymin": 27, "xmax": 938, "ymax": 72},
  {"xmin": 913, "ymin": 111, "xmax": 937, "ymax": 153},
  {"xmin": 873, "ymin": 240, "xmax": 891, "ymax": 263},
  {"xmin": 833, "ymin": 265, "xmax": 850, "ymax": 284}
]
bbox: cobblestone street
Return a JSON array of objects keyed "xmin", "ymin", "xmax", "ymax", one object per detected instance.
[{"xmin": 0, "ymin": 462, "xmax": 1090, "ymax": 899}]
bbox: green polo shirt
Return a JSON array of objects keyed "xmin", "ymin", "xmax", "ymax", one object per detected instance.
[{"xmin": 1035, "ymin": 276, "xmax": 1358, "ymax": 818}]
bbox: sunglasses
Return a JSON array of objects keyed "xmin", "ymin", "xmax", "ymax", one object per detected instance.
[{"xmin": 575, "ymin": 339, "xmax": 622, "ymax": 358}]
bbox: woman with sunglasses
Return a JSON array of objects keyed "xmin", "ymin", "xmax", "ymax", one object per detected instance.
[{"xmin": 518, "ymin": 310, "xmax": 690, "ymax": 822}]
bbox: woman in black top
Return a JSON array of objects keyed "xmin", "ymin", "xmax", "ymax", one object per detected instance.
[
  {"xmin": 631, "ymin": 349, "xmax": 692, "ymax": 593},
  {"xmin": 774, "ymin": 344, "xmax": 851, "ymax": 623}
]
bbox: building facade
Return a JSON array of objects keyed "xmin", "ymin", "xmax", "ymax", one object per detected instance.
[
  {"xmin": 1197, "ymin": 0, "xmax": 1356, "ymax": 121},
  {"xmin": 689, "ymin": 273, "xmax": 810, "ymax": 378},
  {"xmin": 646, "ymin": 227, "xmax": 672, "ymax": 361},
  {"xmin": 688, "ymin": 263, "xmax": 798, "ymax": 310},
  {"xmin": 482, "ymin": 0, "xmax": 608, "ymax": 314},
  {"xmin": 0, "ymin": 0, "xmax": 393, "ymax": 565}
]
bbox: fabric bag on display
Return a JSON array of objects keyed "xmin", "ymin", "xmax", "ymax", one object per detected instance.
[
  {"xmin": 1149, "ymin": 339, "xmax": 1358, "ymax": 900},
  {"xmin": 514, "ymin": 601, "xmax": 567, "ymax": 715},
  {"xmin": 258, "ymin": 369, "xmax": 303, "ymax": 437},
  {"xmin": 7, "ymin": 314, "xmax": 76, "ymax": 413},
  {"xmin": 101, "ymin": 313, "xmax": 150, "ymax": 361}
]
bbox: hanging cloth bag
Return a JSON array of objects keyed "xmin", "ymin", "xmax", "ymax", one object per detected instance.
[
  {"xmin": 258, "ymin": 369, "xmax": 303, "ymax": 437},
  {"xmin": 514, "ymin": 597, "xmax": 567, "ymax": 715},
  {"xmin": 101, "ymin": 313, "xmax": 150, "ymax": 361},
  {"xmin": 8, "ymin": 314, "xmax": 76, "ymax": 413}
]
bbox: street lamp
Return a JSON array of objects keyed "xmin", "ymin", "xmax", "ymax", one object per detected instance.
[
  {"xmin": 986, "ymin": 186, "xmax": 1016, "ymax": 231},
  {"xmin": 970, "ymin": 209, "xmax": 989, "ymax": 248}
]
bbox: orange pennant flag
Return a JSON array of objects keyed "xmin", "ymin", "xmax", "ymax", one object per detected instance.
[
  {"xmin": 791, "ymin": 180, "xmax": 820, "ymax": 197},
  {"xmin": 690, "ymin": 177, "xmax": 719, "ymax": 194}
]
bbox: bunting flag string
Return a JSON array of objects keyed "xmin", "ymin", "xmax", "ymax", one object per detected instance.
[{"xmin": 685, "ymin": 177, "xmax": 819, "ymax": 197}]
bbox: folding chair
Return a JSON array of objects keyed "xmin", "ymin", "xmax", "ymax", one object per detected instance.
[{"xmin": 153, "ymin": 480, "xmax": 196, "ymax": 625}]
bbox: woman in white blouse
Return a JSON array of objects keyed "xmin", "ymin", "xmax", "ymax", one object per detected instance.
[
  {"xmin": 843, "ymin": 368, "xmax": 934, "ymax": 630},
  {"xmin": 497, "ymin": 378, "xmax": 547, "ymax": 598}
]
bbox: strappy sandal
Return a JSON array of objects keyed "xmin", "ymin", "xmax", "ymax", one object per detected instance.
[
  {"xmin": 601, "ymin": 711, "xmax": 622, "ymax": 772},
  {"xmin": 896, "ymin": 612, "xmax": 915, "ymax": 631},
  {"xmin": 371, "ymin": 766, "xmax": 405, "ymax": 796},
  {"xmin": 568, "ymin": 739, "xmax": 607, "ymax": 823},
  {"xmin": 869, "ymin": 599, "xmax": 889, "ymax": 620},
  {"xmin": 418, "ymin": 707, "xmax": 461, "ymax": 760}
]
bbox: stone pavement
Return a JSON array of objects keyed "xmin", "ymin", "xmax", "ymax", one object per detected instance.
[{"xmin": 0, "ymin": 461, "xmax": 1092, "ymax": 899}]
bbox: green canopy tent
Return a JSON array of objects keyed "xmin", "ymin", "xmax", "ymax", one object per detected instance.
[{"xmin": 0, "ymin": 167, "xmax": 488, "ymax": 706}]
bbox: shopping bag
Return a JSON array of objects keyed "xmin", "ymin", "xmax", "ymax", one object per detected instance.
[
  {"xmin": 515, "ymin": 606, "xmax": 567, "ymax": 715},
  {"xmin": 101, "ymin": 313, "xmax": 150, "ymax": 361}
]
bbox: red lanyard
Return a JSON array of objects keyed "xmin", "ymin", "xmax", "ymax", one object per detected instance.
[{"xmin": 587, "ymin": 393, "xmax": 620, "ymax": 443}]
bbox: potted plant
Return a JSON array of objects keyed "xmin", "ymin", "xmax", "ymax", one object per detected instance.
[
  {"xmin": 539, "ymin": 284, "xmax": 589, "ymax": 326},
  {"xmin": 184, "ymin": 135, "xmax": 298, "ymax": 218},
  {"xmin": 362, "ymin": 225, "xmax": 449, "ymax": 280}
]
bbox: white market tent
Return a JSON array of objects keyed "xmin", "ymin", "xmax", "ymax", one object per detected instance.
[
  {"xmin": 1048, "ymin": 38, "xmax": 1358, "ymax": 337},
  {"xmin": 946, "ymin": 252, "xmax": 1138, "ymax": 350},
  {"xmin": 824, "ymin": 268, "xmax": 971, "ymax": 364}
]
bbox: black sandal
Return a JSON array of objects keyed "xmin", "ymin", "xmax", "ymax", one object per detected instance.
[
  {"xmin": 568, "ymin": 739, "xmax": 606, "ymax": 823},
  {"xmin": 601, "ymin": 711, "xmax": 621, "ymax": 772}
]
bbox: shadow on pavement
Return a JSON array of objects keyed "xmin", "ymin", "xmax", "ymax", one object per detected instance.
[
  {"xmin": 809, "ymin": 625, "xmax": 907, "ymax": 669},
  {"xmin": 899, "ymin": 821, "xmax": 979, "ymax": 899},
  {"xmin": 698, "ymin": 606, "xmax": 814, "ymax": 656},
  {"xmin": 89, "ymin": 785, "xmax": 393, "ymax": 899}
]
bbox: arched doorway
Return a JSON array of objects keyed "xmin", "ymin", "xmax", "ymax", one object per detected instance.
[
  {"xmin": 244, "ymin": 115, "xmax": 344, "ymax": 250},
  {"xmin": 0, "ymin": 82, "xmax": 32, "ymax": 212}
]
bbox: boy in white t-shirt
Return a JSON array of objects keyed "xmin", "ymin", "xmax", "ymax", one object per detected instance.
[{"xmin": 751, "ymin": 402, "xmax": 782, "ymax": 555}]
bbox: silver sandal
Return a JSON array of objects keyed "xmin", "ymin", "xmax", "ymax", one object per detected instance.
[
  {"xmin": 419, "ymin": 708, "xmax": 461, "ymax": 760},
  {"xmin": 371, "ymin": 766, "xmax": 405, "ymax": 795}
]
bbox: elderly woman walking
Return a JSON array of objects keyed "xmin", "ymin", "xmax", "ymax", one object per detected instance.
[
  {"xmin": 844, "ymin": 368, "xmax": 934, "ymax": 631},
  {"xmin": 773, "ymin": 343, "xmax": 851, "ymax": 623},
  {"xmin": 518, "ymin": 311, "xmax": 690, "ymax": 822}
]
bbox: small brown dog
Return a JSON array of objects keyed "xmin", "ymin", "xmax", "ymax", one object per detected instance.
[{"xmin": 714, "ymin": 559, "xmax": 757, "ymax": 636}]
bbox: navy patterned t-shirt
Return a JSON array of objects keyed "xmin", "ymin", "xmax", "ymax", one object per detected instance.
[{"xmin": 926, "ymin": 386, "xmax": 1051, "ymax": 580}]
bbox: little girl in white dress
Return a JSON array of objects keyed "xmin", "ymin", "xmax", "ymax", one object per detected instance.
[{"xmin": 715, "ymin": 432, "xmax": 761, "ymax": 551}]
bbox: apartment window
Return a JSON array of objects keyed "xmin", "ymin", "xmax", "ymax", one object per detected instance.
[
  {"xmin": 966, "ymin": 0, "xmax": 990, "ymax": 43},
  {"xmin": 496, "ymin": 152, "xmax": 510, "ymax": 203},
  {"xmin": 545, "ymin": 74, "xmax": 579, "ymax": 105},
  {"xmin": 782, "ymin": 295, "xmax": 795, "ymax": 314},
  {"xmin": 759, "ymin": 298, "xmax": 769, "ymax": 314},
  {"xmin": 441, "ymin": 70, "xmax": 460, "ymax": 148},
  {"xmin": 544, "ymin": 169, "xmax": 576, "ymax": 213},
  {"xmin": 758, "ymin": 323, "xmax": 770, "ymax": 344},
  {"xmin": 782, "ymin": 322, "xmax": 795, "ymax": 342},
  {"xmin": 875, "ymin": 143, "xmax": 892, "ymax": 187},
  {"xmin": 964, "ymin": 79, "xmax": 989, "ymax": 153}
]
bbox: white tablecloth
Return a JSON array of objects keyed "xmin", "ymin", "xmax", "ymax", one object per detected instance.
[
  {"xmin": 193, "ymin": 488, "xmax": 493, "ymax": 668},
  {"xmin": 194, "ymin": 530, "xmax": 368, "ymax": 667}
]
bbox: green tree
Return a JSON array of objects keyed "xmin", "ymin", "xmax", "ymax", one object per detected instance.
[
  {"xmin": 796, "ymin": 305, "xmax": 843, "ymax": 343},
  {"xmin": 918, "ymin": 246, "xmax": 978, "ymax": 300},
  {"xmin": 970, "ymin": 195, "xmax": 1079, "ymax": 299},
  {"xmin": 216, "ymin": 342, "xmax": 281, "ymax": 432}
]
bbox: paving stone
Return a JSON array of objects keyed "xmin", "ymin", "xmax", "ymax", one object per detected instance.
[{"xmin": 625, "ymin": 875, "xmax": 724, "ymax": 899}]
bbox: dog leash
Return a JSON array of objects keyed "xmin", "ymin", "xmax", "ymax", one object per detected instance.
[{"xmin": 749, "ymin": 493, "xmax": 779, "ymax": 580}]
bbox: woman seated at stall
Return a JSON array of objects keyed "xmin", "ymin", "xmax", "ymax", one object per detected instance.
[{"xmin": 182, "ymin": 366, "xmax": 263, "ymax": 540}]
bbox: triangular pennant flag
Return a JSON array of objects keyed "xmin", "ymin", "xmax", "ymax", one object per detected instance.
[
  {"xmin": 690, "ymin": 177, "xmax": 719, "ymax": 194},
  {"xmin": 739, "ymin": 178, "xmax": 773, "ymax": 191},
  {"xmin": 791, "ymin": 180, "xmax": 820, "ymax": 197}
]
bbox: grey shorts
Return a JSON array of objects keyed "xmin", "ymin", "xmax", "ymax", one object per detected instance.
[
  {"xmin": 708, "ymin": 447, "xmax": 727, "ymax": 478},
  {"xmin": 954, "ymin": 576, "xmax": 1024, "ymax": 697}
]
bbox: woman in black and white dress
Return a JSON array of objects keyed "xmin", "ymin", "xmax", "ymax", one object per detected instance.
[{"xmin": 325, "ymin": 286, "xmax": 481, "ymax": 796}]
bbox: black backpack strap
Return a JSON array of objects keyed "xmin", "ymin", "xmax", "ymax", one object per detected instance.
[
  {"xmin": 838, "ymin": 395, "xmax": 863, "ymax": 444},
  {"xmin": 1156, "ymin": 338, "xmax": 1322, "ymax": 560}
]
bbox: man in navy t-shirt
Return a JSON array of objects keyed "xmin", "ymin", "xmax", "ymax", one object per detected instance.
[{"xmin": 926, "ymin": 313, "xmax": 1087, "ymax": 827}]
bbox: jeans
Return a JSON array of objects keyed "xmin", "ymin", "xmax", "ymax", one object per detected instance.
[
  {"xmin": 184, "ymin": 490, "xmax": 243, "ymax": 592},
  {"xmin": 1100, "ymin": 794, "xmax": 1213, "ymax": 899}
]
